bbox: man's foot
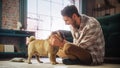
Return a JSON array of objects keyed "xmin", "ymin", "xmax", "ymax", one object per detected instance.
[{"xmin": 62, "ymin": 58, "xmax": 81, "ymax": 65}]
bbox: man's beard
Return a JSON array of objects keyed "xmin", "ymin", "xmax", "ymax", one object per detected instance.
[{"xmin": 72, "ymin": 20, "xmax": 80, "ymax": 29}]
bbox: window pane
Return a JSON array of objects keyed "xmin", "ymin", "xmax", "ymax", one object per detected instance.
[
  {"xmin": 38, "ymin": 0, "xmax": 50, "ymax": 16},
  {"xmin": 27, "ymin": 0, "xmax": 37, "ymax": 14},
  {"xmin": 27, "ymin": 13, "xmax": 37, "ymax": 31},
  {"xmin": 51, "ymin": 3, "xmax": 62, "ymax": 17},
  {"xmin": 63, "ymin": 0, "xmax": 71, "ymax": 6},
  {"xmin": 36, "ymin": 30, "xmax": 51, "ymax": 39},
  {"xmin": 27, "ymin": 0, "xmax": 72, "ymax": 39},
  {"xmin": 38, "ymin": 15, "xmax": 51, "ymax": 30},
  {"xmin": 51, "ymin": 17, "xmax": 70, "ymax": 31},
  {"xmin": 51, "ymin": 0, "xmax": 62, "ymax": 4}
]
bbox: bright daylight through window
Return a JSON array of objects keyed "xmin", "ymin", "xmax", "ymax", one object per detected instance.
[{"xmin": 27, "ymin": 0, "xmax": 74, "ymax": 39}]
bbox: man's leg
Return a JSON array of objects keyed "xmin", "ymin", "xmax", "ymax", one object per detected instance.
[
  {"xmin": 62, "ymin": 43, "xmax": 92, "ymax": 65},
  {"xmin": 57, "ymin": 47, "xmax": 77, "ymax": 59}
]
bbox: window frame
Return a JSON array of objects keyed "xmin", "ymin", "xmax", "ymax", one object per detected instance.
[
  {"xmin": 19, "ymin": 0, "xmax": 27, "ymax": 29},
  {"xmin": 0, "ymin": 0, "xmax": 2, "ymax": 28}
]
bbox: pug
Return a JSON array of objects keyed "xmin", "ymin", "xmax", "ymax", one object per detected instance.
[{"xmin": 26, "ymin": 31, "xmax": 63, "ymax": 65}]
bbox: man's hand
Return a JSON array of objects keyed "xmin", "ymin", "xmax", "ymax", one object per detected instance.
[{"xmin": 49, "ymin": 34, "xmax": 65, "ymax": 47}]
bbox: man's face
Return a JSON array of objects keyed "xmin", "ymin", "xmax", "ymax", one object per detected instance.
[{"xmin": 63, "ymin": 16, "xmax": 79, "ymax": 29}]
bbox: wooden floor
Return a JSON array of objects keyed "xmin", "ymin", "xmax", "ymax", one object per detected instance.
[{"xmin": 0, "ymin": 58, "xmax": 120, "ymax": 68}]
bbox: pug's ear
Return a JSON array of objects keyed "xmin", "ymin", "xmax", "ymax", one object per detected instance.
[
  {"xmin": 57, "ymin": 31, "xmax": 65, "ymax": 39},
  {"xmin": 56, "ymin": 31, "xmax": 60, "ymax": 36}
]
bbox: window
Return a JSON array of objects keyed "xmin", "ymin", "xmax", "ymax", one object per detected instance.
[{"xmin": 27, "ymin": 0, "xmax": 72, "ymax": 39}]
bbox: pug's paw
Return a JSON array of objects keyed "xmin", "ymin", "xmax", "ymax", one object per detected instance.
[
  {"xmin": 51, "ymin": 62, "xmax": 59, "ymax": 65},
  {"xmin": 38, "ymin": 61, "xmax": 43, "ymax": 63},
  {"xmin": 24, "ymin": 60, "xmax": 32, "ymax": 64},
  {"xmin": 28, "ymin": 62, "xmax": 32, "ymax": 64}
]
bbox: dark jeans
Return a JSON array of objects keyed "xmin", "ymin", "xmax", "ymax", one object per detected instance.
[
  {"xmin": 61, "ymin": 43, "xmax": 92, "ymax": 65},
  {"xmin": 62, "ymin": 58, "xmax": 83, "ymax": 65}
]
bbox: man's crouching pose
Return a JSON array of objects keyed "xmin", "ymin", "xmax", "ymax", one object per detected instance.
[{"xmin": 49, "ymin": 5, "xmax": 105, "ymax": 65}]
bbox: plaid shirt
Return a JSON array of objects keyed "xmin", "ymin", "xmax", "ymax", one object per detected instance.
[{"xmin": 70, "ymin": 14, "xmax": 105, "ymax": 65}]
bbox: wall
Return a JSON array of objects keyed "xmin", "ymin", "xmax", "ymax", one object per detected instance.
[
  {"xmin": 2, "ymin": 0, "xmax": 20, "ymax": 30},
  {"xmin": 93, "ymin": 0, "xmax": 120, "ymax": 17},
  {"xmin": 84, "ymin": 0, "xmax": 120, "ymax": 17}
]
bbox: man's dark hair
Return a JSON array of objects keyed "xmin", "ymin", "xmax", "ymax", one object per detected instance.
[{"xmin": 61, "ymin": 5, "xmax": 80, "ymax": 18}]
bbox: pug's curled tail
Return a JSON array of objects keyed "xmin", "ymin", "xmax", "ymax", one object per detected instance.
[
  {"xmin": 29, "ymin": 36, "xmax": 36, "ymax": 41},
  {"xmin": 26, "ymin": 36, "xmax": 36, "ymax": 45}
]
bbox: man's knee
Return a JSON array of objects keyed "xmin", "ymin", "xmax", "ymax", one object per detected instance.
[
  {"xmin": 62, "ymin": 43, "xmax": 76, "ymax": 59},
  {"xmin": 63, "ymin": 43, "xmax": 74, "ymax": 54}
]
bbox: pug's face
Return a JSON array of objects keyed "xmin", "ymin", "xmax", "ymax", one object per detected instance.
[
  {"xmin": 52, "ymin": 31, "xmax": 64, "ymax": 42},
  {"xmin": 48, "ymin": 31, "xmax": 65, "ymax": 46}
]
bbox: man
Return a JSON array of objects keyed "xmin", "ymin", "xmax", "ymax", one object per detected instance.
[{"xmin": 49, "ymin": 5, "xmax": 105, "ymax": 65}]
